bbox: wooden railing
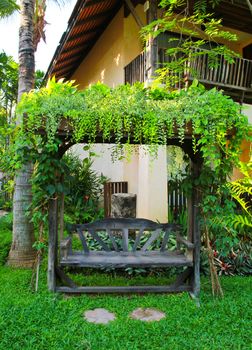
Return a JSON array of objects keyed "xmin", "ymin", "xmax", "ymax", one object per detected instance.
[
  {"xmin": 186, "ymin": 48, "xmax": 252, "ymax": 91},
  {"xmin": 124, "ymin": 48, "xmax": 252, "ymax": 93},
  {"xmin": 124, "ymin": 52, "xmax": 146, "ymax": 85},
  {"xmin": 167, "ymin": 180, "xmax": 187, "ymax": 220},
  {"xmin": 104, "ymin": 181, "xmax": 128, "ymax": 217}
]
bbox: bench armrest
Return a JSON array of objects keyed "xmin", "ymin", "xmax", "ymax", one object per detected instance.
[
  {"xmin": 176, "ymin": 233, "xmax": 194, "ymax": 250},
  {"xmin": 60, "ymin": 236, "xmax": 72, "ymax": 259}
]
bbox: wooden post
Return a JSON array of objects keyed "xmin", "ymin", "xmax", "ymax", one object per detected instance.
[
  {"xmin": 145, "ymin": 0, "xmax": 158, "ymax": 84},
  {"xmin": 187, "ymin": 162, "xmax": 194, "ymax": 238},
  {"xmin": 48, "ymin": 197, "xmax": 58, "ymax": 292},
  {"xmin": 59, "ymin": 192, "xmax": 64, "ymax": 241},
  {"xmin": 191, "ymin": 161, "xmax": 201, "ymax": 302}
]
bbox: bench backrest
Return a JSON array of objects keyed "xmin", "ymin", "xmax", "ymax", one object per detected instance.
[{"xmin": 68, "ymin": 218, "xmax": 181, "ymax": 253}]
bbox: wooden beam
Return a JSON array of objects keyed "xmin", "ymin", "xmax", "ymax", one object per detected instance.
[
  {"xmin": 56, "ymin": 284, "xmax": 192, "ymax": 294},
  {"xmin": 145, "ymin": 0, "xmax": 158, "ymax": 82},
  {"xmin": 48, "ymin": 197, "xmax": 58, "ymax": 292},
  {"xmin": 75, "ymin": 9, "xmax": 115, "ymax": 27},
  {"xmin": 124, "ymin": 0, "xmax": 144, "ymax": 28},
  {"xmin": 67, "ymin": 28, "xmax": 98, "ymax": 43},
  {"xmin": 61, "ymin": 45, "xmax": 87, "ymax": 56}
]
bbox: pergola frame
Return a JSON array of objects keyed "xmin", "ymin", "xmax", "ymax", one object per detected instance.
[{"xmin": 46, "ymin": 131, "xmax": 202, "ymax": 299}]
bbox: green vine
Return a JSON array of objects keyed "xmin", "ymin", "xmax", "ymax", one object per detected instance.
[
  {"xmin": 16, "ymin": 78, "xmax": 249, "ymax": 168},
  {"xmin": 1, "ymin": 77, "xmax": 251, "ymax": 295}
]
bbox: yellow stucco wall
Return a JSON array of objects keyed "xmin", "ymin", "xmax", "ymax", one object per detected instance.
[
  {"xmin": 72, "ymin": 8, "xmax": 125, "ymax": 88},
  {"xmin": 72, "ymin": 5, "xmax": 146, "ymax": 88},
  {"xmin": 124, "ymin": 4, "xmax": 146, "ymax": 66}
]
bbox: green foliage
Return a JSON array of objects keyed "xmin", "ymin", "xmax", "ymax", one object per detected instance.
[
  {"xmin": 1, "ymin": 79, "xmax": 251, "ymax": 260},
  {"xmin": 0, "ymin": 0, "xmax": 19, "ymax": 18},
  {"xmin": 0, "ymin": 212, "xmax": 12, "ymax": 265},
  {"xmin": 16, "ymin": 78, "xmax": 249, "ymax": 165},
  {"xmin": 213, "ymin": 240, "xmax": 252, "ymax": 276},
  {"xmin": 0, "ymin": 52, "xmax": 18, "ymax": 108},
  {"xmin": 228, "ymin": 161, "xmax": 252, "ymax": 219},
  {"xmin": 34, "ymin": 70, "xmax": 45, "ymax": 90},
  {"xmin": 62, "ymin": 152, "xmax": 106, "ymax": 223}
]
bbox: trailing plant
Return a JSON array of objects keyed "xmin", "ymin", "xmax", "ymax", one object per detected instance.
[
  {"xmin": 15, "ymin": 78, "xmax": 249, "ymax": 162},
  {"xmin": 1, "ymin": 78, "xmax": 251, "ymax": 296}
]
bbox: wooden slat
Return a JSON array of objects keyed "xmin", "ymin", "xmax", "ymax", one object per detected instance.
[
  {"xmin": 132, "ymin": 228, "xmax": 144, "ymax": 251},
  {"xmin": 89, "ymin": 229, "xmax": 110, "ymax": 251},
  {"xmin": 141, "ymin": 229, "xmax": 162, "ymax": 252},
  {"xmin": 160, "ymin": 229, "xmax": 171, "ymax": 252},
  {"xmin": 122, "ymin": 228, "xmax": 129, "ymax": 252},
  {"xmin": 56, "ymin": 284, "xmax": 192, "ymax": 294},
  {"xmin": 60, "ymin": 251, "xmax": 193, "ymax": 268},
  {"xmin": 107, "ymin": 228, "xmax": 119, "ymax": 251},
  {"xmin": 124, "ymin": 52, "xmax": 146, "ymax": 85},
  {"xmin": 55, "ymin": 267, "xmax": 77, "ymax": 289},
  {"xmin": 174, "ymin": 267, "xmax": 193, "ymax": 287},
  {"xmin": 77, "ymin": 228, "xmax": 89, "ymax": 253},
  {"xmin": 74, "ymin": 219, "xmax": 180, "ymax": 234},
  {"xmin": 104, "ymin": 181, "xmax": 128, "ymax": 217},
  {"xmin": 176, "ymin": 233, "xmax": 194, "ymax": 249}
]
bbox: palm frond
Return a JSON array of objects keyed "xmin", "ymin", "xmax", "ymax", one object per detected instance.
[
  {"xmin": 0, "ymin": 0, "xmax": 19, "ymax": 18},
  {"xmin": 232, "ymin": 214, "xmax": 252, "ymax": 230}
]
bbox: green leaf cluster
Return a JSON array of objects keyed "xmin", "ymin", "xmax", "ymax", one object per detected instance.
[{"xmin": 2, "ymin": 78, "xmax": 251, "ymax": 246}]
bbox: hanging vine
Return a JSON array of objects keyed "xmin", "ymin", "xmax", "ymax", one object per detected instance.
[{"xmin": 1, "ymin": 77, "xmax": 251, "ymax": 296}]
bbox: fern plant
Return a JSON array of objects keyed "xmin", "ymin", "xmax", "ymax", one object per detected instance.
[
  {"xmin": 212, "ymin": 162, "xmax": 252, "ymax": 231},
  {"xmin": 228, "ymin": 161, "xmax": 252, "ymax": 229}
]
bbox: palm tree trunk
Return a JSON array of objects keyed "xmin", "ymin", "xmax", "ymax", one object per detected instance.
[{"xmin": 8, "ymin": 0, "xmax": 36, "ymax": 267}]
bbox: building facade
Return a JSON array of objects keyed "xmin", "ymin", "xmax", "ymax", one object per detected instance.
[{"xmin": 46, "ymin": 0, "xmax": 252, "ymax": 221}]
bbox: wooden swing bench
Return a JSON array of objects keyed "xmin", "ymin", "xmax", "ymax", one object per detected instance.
[{"xmin": 56, "ymin": 217, "xmax": 196, "ymax": 294}]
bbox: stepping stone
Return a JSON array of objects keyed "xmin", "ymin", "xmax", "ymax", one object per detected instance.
[
  {"xmin": 84, "ymin": 308, "xmax": 116, "ymax": 324},
  {"xmin": 130, "ymin": 308, "xmax": 165, "ymax": 322}
]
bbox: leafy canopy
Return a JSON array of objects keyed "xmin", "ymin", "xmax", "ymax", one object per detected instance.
[
  {"xmin": 16, "ymin": 77, "xmax": 249, "ymax": 174},
  {"xmin": 1, "ymin": 78, "xmax": 250, "ymax": 240}
]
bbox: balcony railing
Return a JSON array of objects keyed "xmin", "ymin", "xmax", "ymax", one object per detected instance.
[
  {"xmin": 187, "ymin": 48, "xmax": 252, "ymax": 91},
  {"xmin": 124, "ymin": 51, "xmax": 146, "ymax": 85},
  {"xmin": 124, "ymin": 48, "xmax": 252, "ymax": 102}
]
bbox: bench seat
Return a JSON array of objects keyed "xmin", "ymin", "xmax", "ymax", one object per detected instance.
[{"xmin": 60, "ymin": 250, "xmax": 193, "ymax": 268}]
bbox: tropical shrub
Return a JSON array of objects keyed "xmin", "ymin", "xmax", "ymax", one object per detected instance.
[
  {"xmin": 62, "ymin": 152, "xmax": 106, "ymax": 223},
  {"xmin": 0, "ymin": 213, "xmax": 12, "ymax": 265}
]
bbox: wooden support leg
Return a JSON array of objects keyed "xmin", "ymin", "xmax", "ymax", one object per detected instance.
[
  {"xmin": 191, "ymin": 215, "xmax": 200, "ymax": 307},
  {"xmin": 48, "ymin": 197, "xmax": 58, "ymax": 292},
  {"xmin": 190, "ymin": 162, "xmax": 201, "ymax": 306},
  {"xmin": 55, "ymin": 267, "xmax": 77, "ymax": 289},
  {"xmin": 174, "ymin": 267, "xmax": 193, "ymax": 287}
]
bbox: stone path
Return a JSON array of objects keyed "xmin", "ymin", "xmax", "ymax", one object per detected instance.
[
  {"xmin": 130, "ymin": 308, "xmax": 165, "ymax": 322},
  {"xmin": 84, "ymin": 307, "xmax": 165, "ymax": 324},
  {"xmin": 84, "ymin": 308, "xmax": 116, "ymax": 324}
]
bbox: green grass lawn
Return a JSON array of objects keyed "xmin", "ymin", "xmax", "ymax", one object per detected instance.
[
  {"xmin": 0, "ymin": 265, "xmax": 251, "ymax": 350},
  {"xmin": 0, "ymin": 214, "xmax": 251, "ymax": 350}
]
